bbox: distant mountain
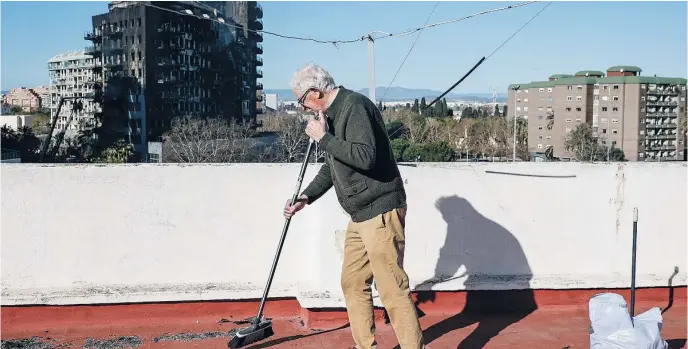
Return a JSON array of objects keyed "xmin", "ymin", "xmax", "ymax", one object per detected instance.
[{"xmin": 263, "ymin": 87, "xmax": 506, "ymax": 103}]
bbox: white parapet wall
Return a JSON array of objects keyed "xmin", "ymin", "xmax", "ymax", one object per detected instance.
[{"xmin": 1, "ymin": 162, "xmax": 686, "ymax": 308}]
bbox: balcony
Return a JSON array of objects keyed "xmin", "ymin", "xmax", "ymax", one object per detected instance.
[
  {"xmin": 255, "ymin": 56, "xmax": 263, "ymax": 66},
  {"xmin": 256, "ymin": 82, "xmax": 263, "ymax": 90},
  {"xmin": 84, "ymin": 46, "xmax": 101, "ymax": 56},
  {"xmin": 0, "ymin": 163, "xmax": 686, "ymax": 348},
  {"xmin": 249, "ymin": 18, "xmax": 263, "ymax": 31},
  {"xmin": 256, "ymin": 69, "xmax": 263, "ymax": 78},
  {"xmin": 647, "ymin": 88, "xmax": 679, "ymax": 96},
  {"xmin": 645, "ymin": 123, "xmax": 678, "ymax": 129},
  {"xmin": 84, "ymin": 31, "xmax": 102, "ymax": 43},
  {"xmin": 645, "ymin": 134, "xmax": 676, "ymax": 140},
  {"xmin": 251, "ymin": 31, "xmax": 263, "ymax": 42},
  {"xmin": 103, "ymin": 26, "xmax": 123, "ymax": 37},
  {"xmin": 256, "ymin": 2, "xmax": 263, "ymax": 18},
  {"xmin": 255, "ymin": 43, "xmax": 263, "ymax": 54}
]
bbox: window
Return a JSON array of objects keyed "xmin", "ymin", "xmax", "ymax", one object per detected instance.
[
  {"xmin": 612, "ymin": 107, "xmax": 618, "ymax": 112},
  {"xmin": 524, "ymin": 98, "xmax": 529, "ymax": 102},
  {"xmin": 538, "ymin": 126, "xmax": 543, "ymax": 130},
  {"xmin": 603, "ymin": 85, "xmax": 608, "ymax": 90},
  {"xmin": 612, "ymin": 129, "xmax": 618, "ymax": 135},
  {"xmin": 567, "ymin": 96, "xmax": 572, "ymax": 101},
  {"xmin": 594, "ymin": 95, "xmax": 600, "ymax": 100},
  {"xmin": 613, "ymin": 96, "xmax": 619, "ymax": 101},
  {"xmin": 137, "ymin": 18, "xmax": 142, "ymax": 26},
  {"xmin": 601, "ymin": 118, "xmax": 607, "ymax": 123},
  {"xmin": 639, "ymin": 153, "xmax": 644, "ymax": 158},
  {"xmin": 641, "ymin": 107, "xmax": 645, "ymax": 112},
  {"xmin": 517, "ymin": 107, "xmax": 521, "ymax": 111},
  {"xmin": 577, "ymin": 96, "xmax": 583, "ymax": 101},
  {"xmin": 538, "ymin": 135, "xmax": 543, "ymax": 139},
  {"xmin": 641, "ymin": 84, "xmax": 646, "ymax": 89},
  {"xmin": 602, "ymin": 128, "xmax": 607, "ymax": 134},
  {"xmin": 613, "ymin": 85, "xmax": 619, "ymax": 90},
  {"xmin": 537, "ymin": 144, "xmax": 543, "ymax": 149},
  {"xmin": 566, "ymin": 128, "xmax": 572, "ymax": 132},
  {"xmin": 566, "ymin": 118, "xmax": 572, "ymax": 122},
  {"xmin": 612, "ymin": 119, "xmax": 618, "ymax": 124},
  {"xmin": 547, "ymin": 135, "xmax": 552, "ymax": 139},
  {"xmin": 641, "ymin": 96, "xmax": 645, "ymax": 101},
  {"xmin": 524, "ymin": 107, "xmax": 529, "ymax": 111},
  {"xmin": 517, "ymin": 99, "xmax": 521, "ymax": 102},
  {"xmin": 137, "ymin": 35, "xmax": 142, "ymax": 43},
  {"xmin": 538, "ymin": 115, "xmax": 543, "ymax": 119},
  {"xmin": 640, "ymin": 130, "xmax": 645, "ymax": 135},
  {"xmin": 682, "ymin": 86, "xmax": 686, "ymax": 91},
  {"xmin": 516, "ymin": 90, "xmax": 521, "ymax": 94},
  {"xmin": 576, "ymin": 118, "xmax": 582, "ymax": 122},
  {"xmin": 538, "ymin": 107, "xmax": 544, "ymax": 111},
  {"xmin": 547, "ymin": 88, "xmax": 553, "ymax": 92},
  {"xmin": 602, "ymin": 107, "xmax": 608, "ymax": 111},
  {"xmin": 577, "ymin": 85, "xmax": 583, "ymax": 90},
  {"xmin": 602, "ymin": 96, "xmax": 608, "ymax": 101},
  {"xmin": 539, "ymin": 88, "xmax": 544, "ymax": 92},
  {"xmin": 567, "ymin": 85, "xmax": 572, "ymax": 90},
  {"xmin": 566, "ymin": 107, "xmax": 572, "ymax": 112}
]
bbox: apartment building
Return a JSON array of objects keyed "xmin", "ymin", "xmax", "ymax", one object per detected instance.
[
  {"xmin": 47, "ymin": 50, "xmax": 100, "ymax": 135},
  {"xmin": 2, "ymin": 87, "xmax": 43, "ymax": 113},
  {"xmin": 508, "ymin": 66, "xmax": 687, "ymax": 161},
  {"xmin": 206, "ymin": 1, "xmax": 264, "ymax": 118},
  {"xmin": 84, "ymin": 1, "xmax": 261, "ymax": 157}
]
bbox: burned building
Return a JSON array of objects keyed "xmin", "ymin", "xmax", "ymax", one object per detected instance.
[{"xmin": 85, "ymin": 1, "xmax": 258, "ymax": 157}]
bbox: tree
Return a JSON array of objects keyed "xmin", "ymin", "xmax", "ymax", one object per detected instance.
[
  {"xmin": 411, "ymin": 99, "xmax": 419, "ymax": 114},
  {"xmin": 420, "ymin": 97, "xmax": 427, "ymax": 116},
  {"xmin": 391, "ymin": 138, "xmax": 410, "ymax": 161},
  {"xmin": 461, "ymin": 107, "xmax": 475, "ymax": 119},
  {"xmin": 405, "ymin": 103, "xmax": 411, "ymax": 109},
  {"xmin": 95, "ymin": 139, "xmax": 134, "ymax": 163},
  {"xmin": 272, "ymin": 115, "xmax": 310, "ymax": 162},
  {"xmin": 385, "ymin": 120, "xmax": 406, "ymax": 140},
  {"xmin": 502, "ymin": 105, "xmax": 508, "ymax": 117},
  {"xmin": 10, "ymin": 106, "xmax": 23, "ymax": 114},
  {"xmin": 564, "ymin": 123, "xmax": 603, "ymax": 161},
  {"xmin": 162, "ymin": 115, "xmax": 261, "ymax": 163},
  {"xmin": 1, "ymin": 125, "xmax": 41, "ymax": 161},
  {"xmin": 403, "ymin": 141, "xmax": 455, "ymax": 162},
  {"xmin": 377, "ymin": 100, "xmax": 384, "ymax": 111}
]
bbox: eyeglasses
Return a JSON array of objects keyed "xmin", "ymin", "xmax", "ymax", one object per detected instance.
[{"xmin": 298, "ymin": 87, "xmax": 317, "ymax": 110}]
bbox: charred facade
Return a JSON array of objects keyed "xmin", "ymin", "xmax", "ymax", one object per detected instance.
[{"xmin": 85, "ymin": 1, "xmax": 258, "ymax": 156}]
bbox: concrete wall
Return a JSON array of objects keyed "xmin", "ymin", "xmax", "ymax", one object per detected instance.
[{"xmin": 2, "ymin": 163, "xmax": 686, "ymax": 308}]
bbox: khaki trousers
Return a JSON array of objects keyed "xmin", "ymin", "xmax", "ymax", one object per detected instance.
[{"xmin": 341, "ymin": 207, "xmax": 425, "ymax": 349}]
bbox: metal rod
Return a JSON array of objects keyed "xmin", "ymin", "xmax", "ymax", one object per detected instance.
[
  {"xmin": 254, "ymin": 140, "xmax": 315, "ymax": 323},
  {"xmin": 630, "ymin": 207, "xmax": 638, "ymax": 318}
]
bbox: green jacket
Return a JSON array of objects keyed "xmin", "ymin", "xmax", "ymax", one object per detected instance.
[{"xmin": 301, "ymin": 87, "xmax": 406, "ymax": 222}]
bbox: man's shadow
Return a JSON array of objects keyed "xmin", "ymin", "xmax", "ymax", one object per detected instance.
[{"xmin": 398, "ymin": 196, "xmax": 537, "ymax": 348}]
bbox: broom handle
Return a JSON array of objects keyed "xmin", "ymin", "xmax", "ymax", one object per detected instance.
[
  {"xmin": 255, "ymin": 139, "xmax": 316, "ymax": 323},
  {"xmin": 630, "ymin": 207, "xmax": 638, "ymax": 318}
]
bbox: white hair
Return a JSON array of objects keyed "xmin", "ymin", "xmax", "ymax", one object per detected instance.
[{"xmin": 289, "ymin": 63, "xmax": 336, "ymax": 94}]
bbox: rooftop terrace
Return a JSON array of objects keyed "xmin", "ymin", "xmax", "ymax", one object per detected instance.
[{"xmin": 1, "ymin": 162, "xmax": 686, "ymax": 348}]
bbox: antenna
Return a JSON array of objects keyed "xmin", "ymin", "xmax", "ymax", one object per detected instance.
[{"xmin": 492, "ymin": 85, "xmax": 498, "ymax": 115}]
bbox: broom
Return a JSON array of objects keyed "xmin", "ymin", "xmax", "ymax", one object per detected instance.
[{"xmin": 228, "ymin": 139, "xmax": 316, "ymax": 348}]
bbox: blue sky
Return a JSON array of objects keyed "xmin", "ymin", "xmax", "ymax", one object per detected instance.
[{"xmin": 1, "ymin": 1, "xmax": 686, "ymax": 95}]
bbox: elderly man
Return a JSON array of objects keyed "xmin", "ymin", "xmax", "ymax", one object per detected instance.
[{"xmin": 283, "ymin": 63, "xmax": 426, "ymax": 349}]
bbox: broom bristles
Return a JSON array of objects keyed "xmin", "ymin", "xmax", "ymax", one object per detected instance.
[{"xmin": 227, "ymin": 320, "xmax": 274, "ymax": 348}]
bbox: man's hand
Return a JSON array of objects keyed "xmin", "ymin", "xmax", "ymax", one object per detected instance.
[
  {"xmin": 305, "ymin": 111, "xmax": 327, "ymax": 142},
  {"xmin": 283, "ymin": 194, "xmax": 309, "ymax": 219}
]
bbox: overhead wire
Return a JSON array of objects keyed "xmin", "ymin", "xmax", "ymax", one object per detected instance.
[
  {"xmin": 386, "ymin": 1, "xmax": 553, "ymax": 140},
  {"xmin": 380, "ymin": 1, "xmax": 440, "ymax": 102},
  {"xmin": 136, "ymin": 1, "xmax": 539, "ymax": 46}
]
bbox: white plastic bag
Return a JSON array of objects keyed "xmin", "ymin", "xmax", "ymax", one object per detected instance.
[{"xmin": 589, "ymin": 292, "xmax": 668, "ymax": 349}]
